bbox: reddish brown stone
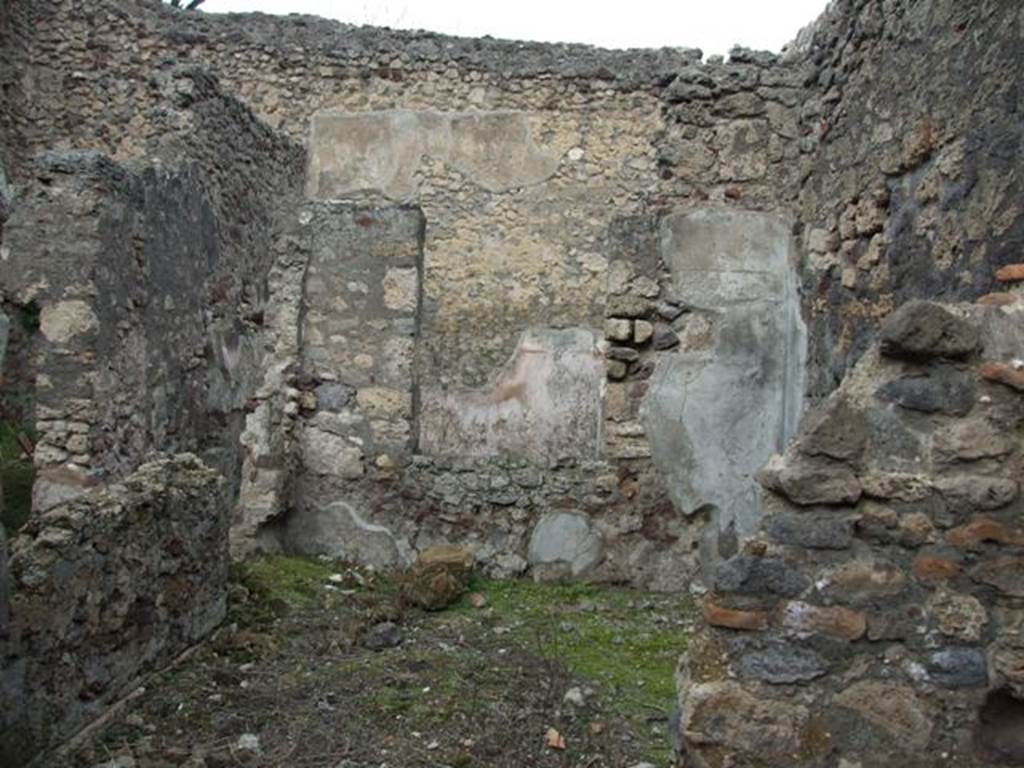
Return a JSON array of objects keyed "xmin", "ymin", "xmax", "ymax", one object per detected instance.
[
  {"xmin": 777, "ymin": 601, "xmax": 867, "ymax": 641},
  {"xmin": 981, "ymin": 362, "xmax": 1024, "ymax": 392},
  {"xmin": 946, "ymin": 517, "xmax": 1024, "ymax": 549},
  {"xmin": 995, "ymin": 264, "xmax": 1024, "ymax": 283},
  {"xmin": 978, "ymin": 292, "xmax": 1019, "ymax": 307},
  {"xmin": 703, "ymin": 601, "xmax": 770, "ymax": 631},
  {"xmin": 913, "ymin": 554, "xmax": 962, "ymax": 581}
]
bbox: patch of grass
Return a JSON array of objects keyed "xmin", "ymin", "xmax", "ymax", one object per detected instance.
[
  {"xmin": 232, "ymin": 555, "xmax": 338, "ymax": 608},
  {"xmin": 0, "ymin": 420, "xmax": 34, "ymax": 532},
  {"xmin": 452, "ymin": 576, "xmax": 690, "ymax": 763}
]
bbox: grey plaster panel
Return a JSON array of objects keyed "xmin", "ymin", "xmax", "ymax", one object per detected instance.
[{"xmin": 645, "ymin": 209, "xmax": 806, "ymax": 537}]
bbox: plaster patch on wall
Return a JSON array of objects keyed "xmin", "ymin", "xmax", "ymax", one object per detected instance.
[
  {"xmin": 305, "ymin": 110, "xmax": 560, "ymax": 200},
  {"xmin": 643, "ymin": 209, "xmax": 806, "ymax": 538},
  {"xmin": 419, "ymin": 328, "xmax": 605, "ymax": 463},
  {"xmin": 283, "ymin": 500, "xmax": 409, "ymax": 570}
]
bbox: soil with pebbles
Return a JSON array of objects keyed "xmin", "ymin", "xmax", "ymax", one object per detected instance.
[{"xmin": 54, "ymin": 557, "xmax": 696, "ymax": 768}]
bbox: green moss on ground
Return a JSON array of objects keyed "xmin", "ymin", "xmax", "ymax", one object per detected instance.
[
  {"xmin": 449, "ymin": 576, "xmax": 691, "ymax": 763},
  {"xmin": 232, "ymin": 555, "xmax": 340, "ymax": 607}
]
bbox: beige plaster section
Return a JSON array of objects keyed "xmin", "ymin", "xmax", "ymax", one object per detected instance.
[
  {"xmin": 417, "ymin": 107, "xmax": 662, "ymax": 387},
  {"xmin": 419, "ymin": 328, "xmax": 605, "ymax": 463},
  {"xmin": 305, "ymin": 106, "xmax": 664, "ymax": 388},
  {"xmin": 306, "ymin": 110, "xmax": 561, "ymax": 200}
]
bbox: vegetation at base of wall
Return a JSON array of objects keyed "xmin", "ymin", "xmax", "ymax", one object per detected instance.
[
  {"xmin": 226, "ymin": 556, "xmax": 690, "ymax": 765},
  {"xmin": 0, "ymin": 420, "xmax": 34, "ymax": 532},
  {"xmin": 451, "ymin": 576, "xmax": 689, "ymax": 763},
  {"xmin": 57, "ymin": 556, "xmax": 693, "ymax": 766}
]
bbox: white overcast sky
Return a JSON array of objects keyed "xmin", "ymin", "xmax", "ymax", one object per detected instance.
[{"xmin": 196, "ymin": 0, "xmax": 830, "ymax": 56}]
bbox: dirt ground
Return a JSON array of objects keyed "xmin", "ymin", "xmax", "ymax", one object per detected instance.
[{"xmin": 55, "ymin": 556, "xmax": 696, "ymax": 768}]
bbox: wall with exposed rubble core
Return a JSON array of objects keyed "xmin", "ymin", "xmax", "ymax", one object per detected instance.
[
  {"xmin": 0, "ymin": 455, "xmax": 227, "ymax": 765},
  {"xmin": 795, "ymin": 0, "xmax": 1024, "ymax": 400},
  {"xmin": 678, "ymin": 295, "xmax": 1024, "ymax": 768},
  {"xmin": 0, "ymin": 66, "xmax": 304, "ymax": 509},
  {"xmin": 1, "ymin": 0, "xmax": 1024, "ymax": 764}
]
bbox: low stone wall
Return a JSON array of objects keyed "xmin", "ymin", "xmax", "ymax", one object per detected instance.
[
  {"xmin": 0, "ymin": 454, "xmax": 226, "ymax": 766},
  {"xmin": 676, "ymin": 295, "xmax": 1024, "ymax": 767}
]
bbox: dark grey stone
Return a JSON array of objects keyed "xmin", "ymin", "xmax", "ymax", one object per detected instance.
[
  {"xmin": 664, "ymin": 80, "xmax": 713, "ymax": 103},
  {"xmin": 657, "ymin": 301, "xmax": 689, "ymax": 321},
  {"xmin": 607, "ymin": 346, "xmax": 640, "ymax": 362},
  {"xmin": 652, "ymin": 325, "xmax": 680, "ymax": 350},
  {"xmin": 866, "ymin": 604, "xmax": 927, "ymax": 642},
  {"xmin": 0, "ymin": 522, "xmax": 7, "ymax": 643},
  {"xmin": 363, "ymin": 621, "xmax": 402, "ymax": 651},
  {"xmin": 737, "ymin": 640, "xmax": 829, "ymax": 684},
  {"xmin": 767, "ymin": 512, "xmax": 853, "ymax": 549},
  {"xmin": 875, "ymin": 365, "xmax": 976, "ymax": 416},
  {"xmin": 712, "ymin": 555, "xmax": 810, "ymax": 597},
  {"xmin": 934, "ymin": 475, "xmax": 1019, "ymax": 513},
  {"xmin": 798, "ymin": 400, "xmax": 867, "ymax": 462},
  {"xmin": 864, "ymin": 407, "xmax": 927, "ymax": 466},
  {"xmin": 315, "ymin": 382, "xmax": 355, "ymax": 411},
  {"xmin": 927, "ymin": 648, "xmax": 988, "ymax": 689},
  {"xmin": 879, "ymin": 301, "xmax": 980, "ymax": 361}
]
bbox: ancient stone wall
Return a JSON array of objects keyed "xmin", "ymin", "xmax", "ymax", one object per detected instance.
[
  {"xmin": 0, "ymin": 455, "xmax": 226, "ymax": 766},
  {"xmin": 0, "ymin": 1, "xmax": 819, "ymax": 588},
  {"xmin": 796, "ymin": 0, "xmax": 1024, "ymax": 399},
  {"xmin": 676, "ymin": 290, "xmax": 1024, "ymax": 767},
  {"xmin": 0, "ymin": 67, "xmax": 304, "ymax": 512}
]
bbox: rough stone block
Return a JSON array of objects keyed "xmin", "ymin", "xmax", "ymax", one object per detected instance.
[
  {"xmin": 778, "ymin": 601, "xmax": 867, "ymax": 641},
  {"xmin": 604, "ymin": 318, "xmax": 632, "ymax": 341},
  {"xmin": 879, "ymin": 300, "xmax": 979, "ymax": 361},
  {"xmin": 875, "ymin": 366, "xmax": 976, "ymax": 416},
  {"xmin": 766, "ymin": 511, "xmax": 853, "ymax": 549},
  {"xmin": 926, "ymin": 648, "xmax": 988, "ymax": 689},
  {"xmin": 527, "ymin": 512, "xmax": 604, "ymax": 578},
  {"xmin": 797, "ymin": 400, "xmax": 867, "ymax": 462},
  {"xmin": 736, "ymin": 639, "xmax": 829, "ymax": 684},
  {"xmin": 833, "ymin": 681, "xmax": 932, "ymax": 750},
  {"xmin": 0, "ymin": 455, "xmax": 226, "ymax": 760},
  {"xmin": 758, "ymin": 456, "xmax": 862, "ymax": 507}
]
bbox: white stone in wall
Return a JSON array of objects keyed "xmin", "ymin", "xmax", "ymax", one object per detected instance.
[
  {"xmin": 39, "ymin": 299, "xmax": 97, "ymax": 344},
  {"xmin": 527, "ymin": 512, "xmax": 604, "ymax": 578}
]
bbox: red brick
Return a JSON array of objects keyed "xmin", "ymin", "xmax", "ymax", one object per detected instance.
[
  {"xmin": 980, "ymin": 363, "xmax": 1024, "ymax": 392},
  {"xmin": 703, "ymin": 601, "xmax": 770, "ymax": 631},
  {"xmin": 995, "ymin": 264, "xmax": 1024, "ymax": 283},
  {"xmin": 947, "ymin": 517, "xmax": 1024, "ymax": 549},
  {"xmin": 913, "ymin": 554, "xmax": 962, "ymax": 581},
  {"xmin": 977, "ymin": 292, "xmax": 1019, "ymax": 307}
]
